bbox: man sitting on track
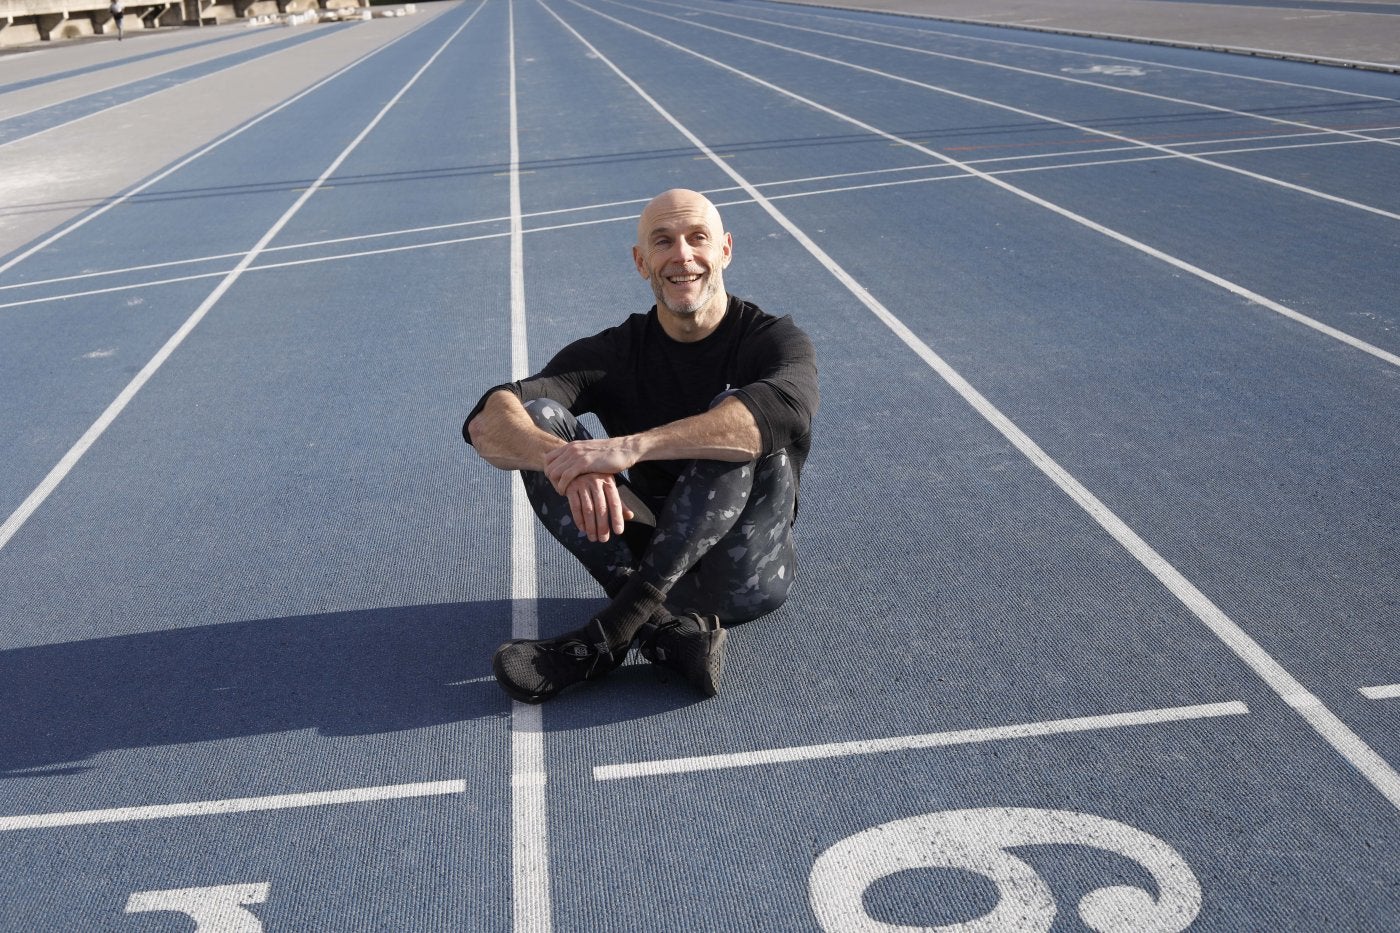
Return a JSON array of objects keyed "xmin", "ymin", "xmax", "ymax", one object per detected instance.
[{"xmin": 463, "ymin": 188, "xmax": 818, "ymax": 703}]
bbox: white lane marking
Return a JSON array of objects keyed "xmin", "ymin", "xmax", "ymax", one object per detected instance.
[
  {"xmin": 546, "ymin": 0, "xmax": 1400, "ymax": 812},
  {"xmin": 8, "ymin": 129, "xmax": 1399, "ymax": 314},
  {"xmin": 0, "ymin": 3, "xmax": 487, "ymax": 557},
  {"xmin": 1361, "ymin": 684, "xmax": 1400, "ymax": 700},
  {"xmin": 0, "ymin": 11, "xmax": 440, "ymax": 278},
  {"xmin": 567, "ymin": 0, "xmax": 1400, "ymax": 370},
  {"xmin": 9, "ymin": 121, "xmax": 1396, "ymax": 298},
  {"xmin": 594, "ymin": 702, "xmax": 1248, "ymax": 780},
  {"xmin": 753, "ymin": 0, "xmax": 1400, "ymax": 103},
  {"xmin": 1061, "ymin": 64, "xmax": 1149, "ymax": 76},
  {"xmin": 507, "ymin": 3, "xmax": 553, "ymax": 932},
  {"xmin": 0, "ymin": 780, "xmax": 466, "ymax": 831},
  {"xmin": 623, "ymin": 0, "xmax": 1400, "ymax": 215},
  {"xmin": 686, "ymin": 0, "xmax": 1400, "ymax": 135}
]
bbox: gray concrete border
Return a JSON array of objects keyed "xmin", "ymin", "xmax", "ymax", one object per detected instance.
[{"xmin": 767, "ymin": 0, "xmax": 1400, "ymax": 73}]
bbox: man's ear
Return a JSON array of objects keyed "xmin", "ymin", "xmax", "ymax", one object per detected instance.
[
  {"xmin": 632, "ymin": 245, "xmax": 648, "ymax": 278},
  {"xmin": 722, "ymin": 232, "xmax": 733, "ymax": 268}
]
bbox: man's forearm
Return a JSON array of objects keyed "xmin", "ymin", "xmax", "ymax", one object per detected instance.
[
  {"xmin": 467, "ymin": 390, "xmax": 563, "ymax": 471},
  {"xmin": 630, "ymin": 396, "xmax": 761, "ymax": 463}
]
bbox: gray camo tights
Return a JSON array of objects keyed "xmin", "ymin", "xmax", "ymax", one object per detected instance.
[{"xmin": 519, "ymin": 398, "xmax": 796, "ymax": 624}]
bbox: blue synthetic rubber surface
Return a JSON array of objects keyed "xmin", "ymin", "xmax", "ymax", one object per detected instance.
[{"xmin": 2, "ymin": 0, "xmax": 1397, "ymax": 928}]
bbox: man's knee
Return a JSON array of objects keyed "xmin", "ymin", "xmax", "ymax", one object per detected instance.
[
  {"xmin": 523, "ymin": 398, "xmax": 582, "ymax": 441},
  {"xmin": 727, "ymin": 564, "xmax": 794, "ymax": 624}
]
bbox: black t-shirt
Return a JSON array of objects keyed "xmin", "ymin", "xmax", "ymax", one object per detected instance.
[{"xmin": 463, "ymin": 295, "xmax": 818, "ymax": 506}]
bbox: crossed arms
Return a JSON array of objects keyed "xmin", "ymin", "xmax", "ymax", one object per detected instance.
[{"xmin": 466, "ymin": 390, "xmax": 762, "ymax": 544}]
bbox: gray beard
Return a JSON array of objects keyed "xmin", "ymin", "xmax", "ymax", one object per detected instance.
[{"xmin": 652, "ymin": 270, "xmax": 720, "ymax": 316}]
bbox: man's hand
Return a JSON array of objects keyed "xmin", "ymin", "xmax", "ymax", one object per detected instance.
[
  {"xmin": 544, "ymin": 438, "xmax": 638, "ymax": 493},
  {"xmin": 563, "ymin": 472, "xmax": 635, "ymax": 543}
]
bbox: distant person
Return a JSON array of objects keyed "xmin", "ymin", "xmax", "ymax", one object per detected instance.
[
  {"xmin": 463, "ymin": 188, "xmax": 818, "ymax": 703},
  {"xmin": 110, "ymin": 0, "xmax": 125, "ymax": 40}
]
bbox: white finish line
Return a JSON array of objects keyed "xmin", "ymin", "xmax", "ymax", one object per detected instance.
[
  {"xmin": 0, "ymin": 780, "xmax": 466, "ymax": 832},
  {"xmin": 593, "ymin": 701, "xmax": 1249, "ymax": 781}
]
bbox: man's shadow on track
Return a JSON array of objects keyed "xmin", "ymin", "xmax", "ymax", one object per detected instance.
[{"xmin": 0, "ymin": 598, "xmax": 702, "ymax": 779}]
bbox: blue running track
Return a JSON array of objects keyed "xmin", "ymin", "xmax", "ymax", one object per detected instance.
[{"xmin": 1, "ymin": 1, "xmax": 1397, "ymax": 929}]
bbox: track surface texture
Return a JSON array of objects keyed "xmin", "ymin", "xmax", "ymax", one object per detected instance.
[{"xmin": 1, "ymin": 1, "xmax": 1397, "ymax": 930}]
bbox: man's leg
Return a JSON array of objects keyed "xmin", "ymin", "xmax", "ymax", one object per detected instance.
[
  {"xmin": 515, "ymin": 399, "xmax": 650, "ymax": 596},
  {"xmin": 493, "ymin": 400, "xmax": 794, "ymax": 703},
  {"xmin": 655, "ymin": 449, "xmax": 797, "ymax": 624}
]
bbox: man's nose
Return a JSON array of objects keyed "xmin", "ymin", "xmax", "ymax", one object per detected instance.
[{"xmin": 669, "ymin": 237, "xmax": 695, "ymax": 264}]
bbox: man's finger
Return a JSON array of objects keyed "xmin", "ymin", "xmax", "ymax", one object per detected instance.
[
  {"xmin": 568, "ymin": 485, "xmax": 593, "ymax": 540},
  {"xmin": 603, "ymin": 480, "xmax": 626, "ymax": 536}
]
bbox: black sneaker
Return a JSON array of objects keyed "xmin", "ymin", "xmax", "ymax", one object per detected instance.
[
  {"xmin": 492, "ymin": 620, "xmax": 626, "ymax": 704},
  {"xmin": 638, "ymin": 613, "xmax": 727, "ymax": 697}
]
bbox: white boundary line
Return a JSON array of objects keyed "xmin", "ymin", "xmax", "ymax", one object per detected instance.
[
  {"xmin": 8, "ymin": 129, "xmax": 1400, "ymax": 312},
  {"xmin": 507, "ymin": 2, "xmax": 553, "ymax": 931},
  {"xmin": 670, "ymin": 0, "xmax": 1400, "ymax": 150},
  {"xmin": 0, "ymin": 2, "xmax": 486, "ymax": 556},
  {"xmin": 595, "ymin": 702, "xmax": 1251, "ymax": 780},
  {"xmin": 0, "ymin": 780, "xmax": 466, "ymax": 832},
  {"xmin": 8, "ymin": 120, "xmax": 1395, "ymax": 298},
  {"xmin": 617, "ymin": 0, "xmax": 1400, "ymax": 219},
  {"xmin": 1360, "ymin": 684, "xmax": 1400, "ymax": 700},
  {"xmin": 0, "ymin": 11, "xmax": 441, "ymax": 278},
  {"xmin": 564, "ymin": 0, "xmax": 1400, "ymax": 370},
  {"xmin": 544, "ymin": 0, "xmax": 1400, "ymax": 811}
]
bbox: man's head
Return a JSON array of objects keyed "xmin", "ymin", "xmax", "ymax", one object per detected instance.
[{"xmin": 633, "ymin": 189, "xmax": 732, "ymax": 329}]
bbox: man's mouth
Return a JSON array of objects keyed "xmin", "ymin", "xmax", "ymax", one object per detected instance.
[{"xmin": 666, "ymin": 272, "xmax": 703, "ymax": 285}]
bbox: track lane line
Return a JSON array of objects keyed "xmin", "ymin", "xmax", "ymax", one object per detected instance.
[
  {"xmin": 9, "ymin": 123, "xmax": 1393, "ymax": 298},
  {"xmin": 0, "ymin": 1, "xmax": 488, "ymax": 555},
  {"xmin": 595, "ymin": 702, "xmax": 1251, "ymax": 780},
  {"xmin": 670, "ymin": 0, "xmax": 1400, "ymax": 150},
  {"xmin": 562, "ymin": 0, "xmax": 1400, "ymax": 370},
  {"xmin": 10, "ymin": 128, "xmax": 1399, "ymax": 312},
  {"xmin": 0, "ymin": 780, "xmax": 467, "ymax": 832},
  {"xmin": 506, "ymin": 2, "xmax": 553, "ymax": 931},
  {"xmin": 542, "ymin": 0, "xmax": 1400, "ymax": 812},
  {"xmin": 734, "ymin": 0, "xmax": 1400, "ymax": 104},
  {"xmin": 616, "ymin": 0, "xmax": 1400, "ymax": 217},
  {"xmin": 1361, "ymin": 684, "xmax": 1400, "ymax": 700}
]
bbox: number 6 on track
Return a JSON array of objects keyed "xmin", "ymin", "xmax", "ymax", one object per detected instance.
[
  {"xmin": 809, "ymin": 808, "xmax": 1201, "ymax": 933},
  {"xmin": 125, "ymin": 882, "xmax": 269, "ymax": 932}
]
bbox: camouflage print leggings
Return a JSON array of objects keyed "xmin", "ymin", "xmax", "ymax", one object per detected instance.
[{"xmin": 520, "ymin": 398, "xmax": 797, "ymax": 624}]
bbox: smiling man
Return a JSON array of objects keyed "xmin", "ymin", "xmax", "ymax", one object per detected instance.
[{"xmin": 463, "ymin": 188, "xmax": 818, "ymax": 704}]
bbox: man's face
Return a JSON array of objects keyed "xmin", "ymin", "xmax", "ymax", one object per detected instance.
[{"xmin": 633, "ymin": 193, "xmax": 732, "ymax": 318}]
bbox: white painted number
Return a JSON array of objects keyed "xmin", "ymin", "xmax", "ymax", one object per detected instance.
[
  {"xmin": 125, "ymin": 883, "xmax": 269, "ymax": 932},
  {"xmin": 810, "ymin": 808, "xmax": 1200, "ymax": 933},
  {"xmin": 1061, "ymin": 65, "xmax": 1149, "ymax": 76}
]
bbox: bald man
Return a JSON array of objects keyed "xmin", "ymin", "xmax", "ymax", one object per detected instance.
[{"xmin": 464, "ymin": 189, "xmax": 818, "ymax": 703}]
